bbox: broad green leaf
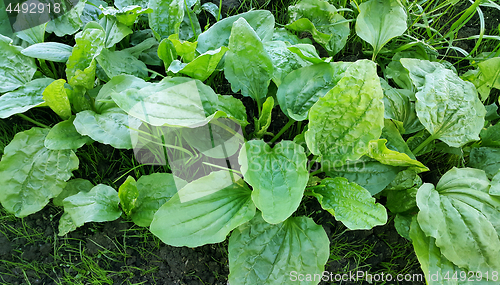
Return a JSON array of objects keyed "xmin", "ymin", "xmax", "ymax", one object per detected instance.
[
  {"xmin": 485, "ymin": 103, "xmax": 500, "ymax": 122},
  {"xmin": 168, "ymin": 47, "xmax": 228, "ymax": 81},
  {"xmin": 15, "ymin": 23, "xmax": 46, "ymax": 44},
  {"xmin": 386, "ymin": 186, "xmax": 418, "ymax": 214},
  {"xmin": 287, "ymin": 44, "xmax": 323, "ymax": 64},
  {"xmin": 158, "ymin": 38, "xmax": 177, "ymax": 69},
  {"xmin": 44, "ymin": 117, "xmax": 92, "ymax": 150},
  {"xmin": 96, "ymin": 49, "xmax": 148, "ymax": 79},
  {"xmin": 277, "ymin": 62, "xmax": 351, "ymax": 121},
  {"xmin": 355, "ymin": 0, "xmax": 407, "ymax": 59},
  {"xmin": 124, "ymin": 37, "xmax": 157, "ymax": 58},
  {"xmin": 111, "ymin": 77, "xmax": 219, "ymax": 127},
  {"xmin": 381, "ymin": 79, "xmax": 423, "ymax": 134},
  {"xmin": 385, "ymin": 168, "xmax": 422, "ymax": 191},
  {"xmin": 58, "ymin": 212, "xmax": 78, "ymax": 236},
  {"xmin": 46, "ymin": 0, "xmax": 87, "ymax": 37},
  {"xmin": 263, "ymin": 41, "xmax": 311, "ymax": 87},
  {"xmin": 406, "ymin": 130, "xmax": 435, "ymax": 156},
  {"xmin": 305, "ymin": 60, "xmax": 384, "ymax": 165},
  {"xmin": 474, "ymin": 57, "xmax": 500, "ymax": 100},
  {"xmin": 394, "ymin": 214, "xmax": 412, "ymax": 240},
  {"xmin": 73, "ymin": 108, "xmax": 134, "ymax": 149},
  {"xmin": 228, "ymin": 214, "xmax": 329, "ymax": 285},
  {"xmin": 168, "ymin": 34, "xmax": 197, "ymax": 62},
  {"xmin": 179, "ymin": 3, "xmax": 202, "ymax": 41},
  {"xmin": 148, "ymin": 0, "xmax": 184, "ymax": 40},
  {"xmin": 0, "ymin": 34, "xmax": 37, "ymax": 93},
  {"xmin": 480, "ymin": 123, "xmax": 500, "ymax": 147},
  {"xmin": 182, "ymin": 118, "xmax": 243, "ymax": 159},
  {"xmin": 224, "ymin": 18, "xmax": 274, "ymax": 102},
  {"xmin": 286, "ymin": 0, "xmax": 349, "ymax": 56},
  {"xmin": 150, "ymin": 171, "xmax": 256, "ymax": 247},
  {"xmin": 197, "ymin": 10, "xmax": 275, "ymax": 54},
  {"xmin": 95, "ymin": 74, "xmax": 150, "ymax": 113},
  {"xmin": 66, "ymin": 27, "xmax": 105, "ymax": 89},
  {"xmin": 0, "ymin": 2, "xmax": 12, "ymax": 37},
  {"xmin": 381, "ymin": 119, "xmax": 416, "ymax": 159},
  {"xmin": 101, "ymin": 5, "xmax": 152, "ymax": 26},
  {"xmin": 239, "ymin": 140, "xmax": 308, "ymax": 224},
  {"xmin": 21, "ymin": 42, "xmax": 73, "ymax": 62},
  {"xmin": 410, "ymin": 217, "xmax": 455, "ymax": 284},
  {"xmin": 0, "ymin": 78, "xmax": 55, "ymax": 119},
  {"xmin": 255, "ymin": 97, "xmax": 274, "ymax": 137},
  {"xmin": 42, "ymin": 79, "xmax": 72, "ymax": 120},
  {"xmin": 115, "ymin": 0, "xmax": 148, "ymax": 9},
  {"xmin": 311, "ymin": 177, "xmax": 387, "ymax": 230},
  {"xmin": 130, "ymin": 173, "xmax": 183, "ymax": 227},
  {"xmin": 469, "ymin": 147, "xmax": 500, "ymax": 179},
  {"xmin": 99, "ymin": 16, "xmax": 133, "ymax": 48},
  {"xmin": 367, "ymin": 139, "xmax": 428, "ymax": 172},
  {"xmin": 217, "ymin": 94, "xmax": 249, "ymax": 127},
  {"xmin": 401, "ymin": 59, "xmax": 486, "ymax": 148},
  {"xmin": 491, "ymin": 171, "xmax": 500, "ymax": 196},
  {"xmin": 0, "ymin": 128, "xmax": 79, "ymax": 217},
  {"xmin": 119, "ymin": 176, "xmax": 138, "ymax": 216},
  {"xmin": 272, "ymin": 27, "xmax": 312, "ymax": 45},
  {"xmin": 385, "ymin": 45, "xmax": 437, "ymax": 90},
  {"xmin": 326, "ymin": 157, "xmax": 401, "ymax": 195},
  {"xmin": 62, "ymin": 184, "xmax": 122, "ymax": 232},
  {"xmin": 416, "ymin": 167, "xmax": 500, "ymax": 273},
  {"xmin": 53, "ymin": 179, "xmax": 93, "ymax": 207}
]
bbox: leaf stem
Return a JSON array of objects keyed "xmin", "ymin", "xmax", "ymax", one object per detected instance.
[
  {"xmin": 269, "ymin": 118, "xmax": 295, "ymax": 144},
  {"xmin": 412, "ymin": 134, "xmax": 436, "ymax": 155},
  {"xmin": 310, "ymin": 168, "xmax": 324, "ymax": 176},
  {"xmin": 16, "ymin": 114, "xmax": 50, "ymax": 129}
]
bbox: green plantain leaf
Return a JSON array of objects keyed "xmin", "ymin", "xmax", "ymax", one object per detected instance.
[
  {"xmin": 277, "ymin": 62, "xmax": 351, "ymax": 121},
  {"xmin": 239, "ymin": 140, "xmax": 308, "ymax": 224},
  {"xmin": 305, "ymin": 60, "xmax": 384, "ymax": 166},
  {"xmin": 0, "ymin": 128, "xmax": 79, "ymax": 217},
  {"xmin": 401, "ymin": 59, "xmax": 486, "ymax": 148},
  {"xmin": 326, "ymin": 156, "xmax": 401, "ymax": 195},
  {"xmin": 21, "ymin": 42, "xmax": 74, "ymax": 62},
  {"xmin": 355, "ymin": 0, "xmax": 407, "ymax": 59},
  {"xmin": 0, "ymin": 2, "xmax": 12, "ymax": 37},
  {"xmin": 111, "ymin": 76, "xmax": 219, "ymax": 127},
  {"xmin": 66, "ymin": 27, "xmax": 105, "ymax": 89},
  {"xmin": 217, "ymin": 95, "xmax": 249, "ymax": 127},
  {"xmin": 491, "ymin": 171, "xmax": 500, "ymax": 196},
  {"xmin": 311, "ymin": 177, "xmax": 387, "ymax": 230},
  {"xmin": 263, "ymin": 41, "xmax": 311, "ymax": 87},
  {"xmin": 168, "ymin": 47, "xmax": 228, "ymax": 81},
  {"xmin": 101, "ymin": 5, "xmax": 152, "ymax": 26},
  {"xmin": 228, "ymin": 214, "xmax": 329, "ymax": 285},
  {"xmin": 224, "ymin": 18, "xmax": 274, "ymax": 103},
  {"xmin": 119, "ymin": 176, "xmax": 139, "ymax": 216},
  {"xmin": 287, "ymin": 44, "xmax": 323, "ymax": 64},
  {"xmin": 45, "ymin": 117, "xmax": 92, "ymax": 150},
  {"xmin": 367, "ymin": 139, "xmax": 428, "ymax": 172},
  {"xmin": 46, "ymin": 0, "xmax": 87, "ymax": 37},
  {"xmin": 410, "ymin": 217, "xmax": 464, "ymax": 284},
  {"xmin": 255, "ymin": 97, "xmax": 274, "ymax": 137},
  {"xmin": 197, "ymin": 10, "xmax": 275, "ymax": 54},
  {"xmin": 468, "ymin": 147, "xmax": 500, "ymax": 179},
  {"xmin": 0, "ymin": 78, "xmax": 55, "ymax": 119},
  {"xmin": 286, "ymin": 0, "xmax": 349, "ymax": 56},
  {"xmin": 148, "ymin": 0, "xmax": 184, "ymax": 40},
  {"xmin": 73, "ymin": 108, "xmax": 134, "ymax": 149},
  {"xmin": 158, "ymin": 38, "xmax": 177, "ymax": 69},
  {"xmin": 168, "ymin": 34, "xmax": 197, "ymax": 62},
  {"xmin": 0, "ymin": 34, "xmax": 37, "ymax": 93},
  {"xmin": 42, "ymin": 79, "xmax": 72, "ymax": 120},
  {"xmin": 62, "ymin": 184, "xmax": 122, "ymax": 234},
  {"xmin": 96, "ymin": 49, "xmax": 148, "ymax": 79},
  {"xmin": 99, "ymin": 16, "xmax": 133, "ymax": 48},
  {"xmin": 95, "ymin": 74, "xmax": 150, "ymax": 114},
  {"xmin": 480, "ymin": 122, "xmax": 500, "ymax": 147},
  {"xmin": 149, "ymin": 171, "xmax": 256, "ymax": 247},
  {"xmin": 381, "ymin": 79, "xmax": 423, "ymax": 134},
  {"xmin": 416, "ymin": 167, "xmax": 500, "ymax": 273},
  {"xmin": 53, "ymin": 179, "xmax": 93, "ymax": 207},
  {"xmin": 394, "ymin": 214, "xmax": 412, "ymax": 240},
  {"xmin": 130, "ymin": 173, "xmax": 183, "ymax": 227}
]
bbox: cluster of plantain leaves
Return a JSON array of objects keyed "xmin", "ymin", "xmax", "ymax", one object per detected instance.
[{"xmin": 1, "ymin": 0, "xmax": 500, "ymax": 283}]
